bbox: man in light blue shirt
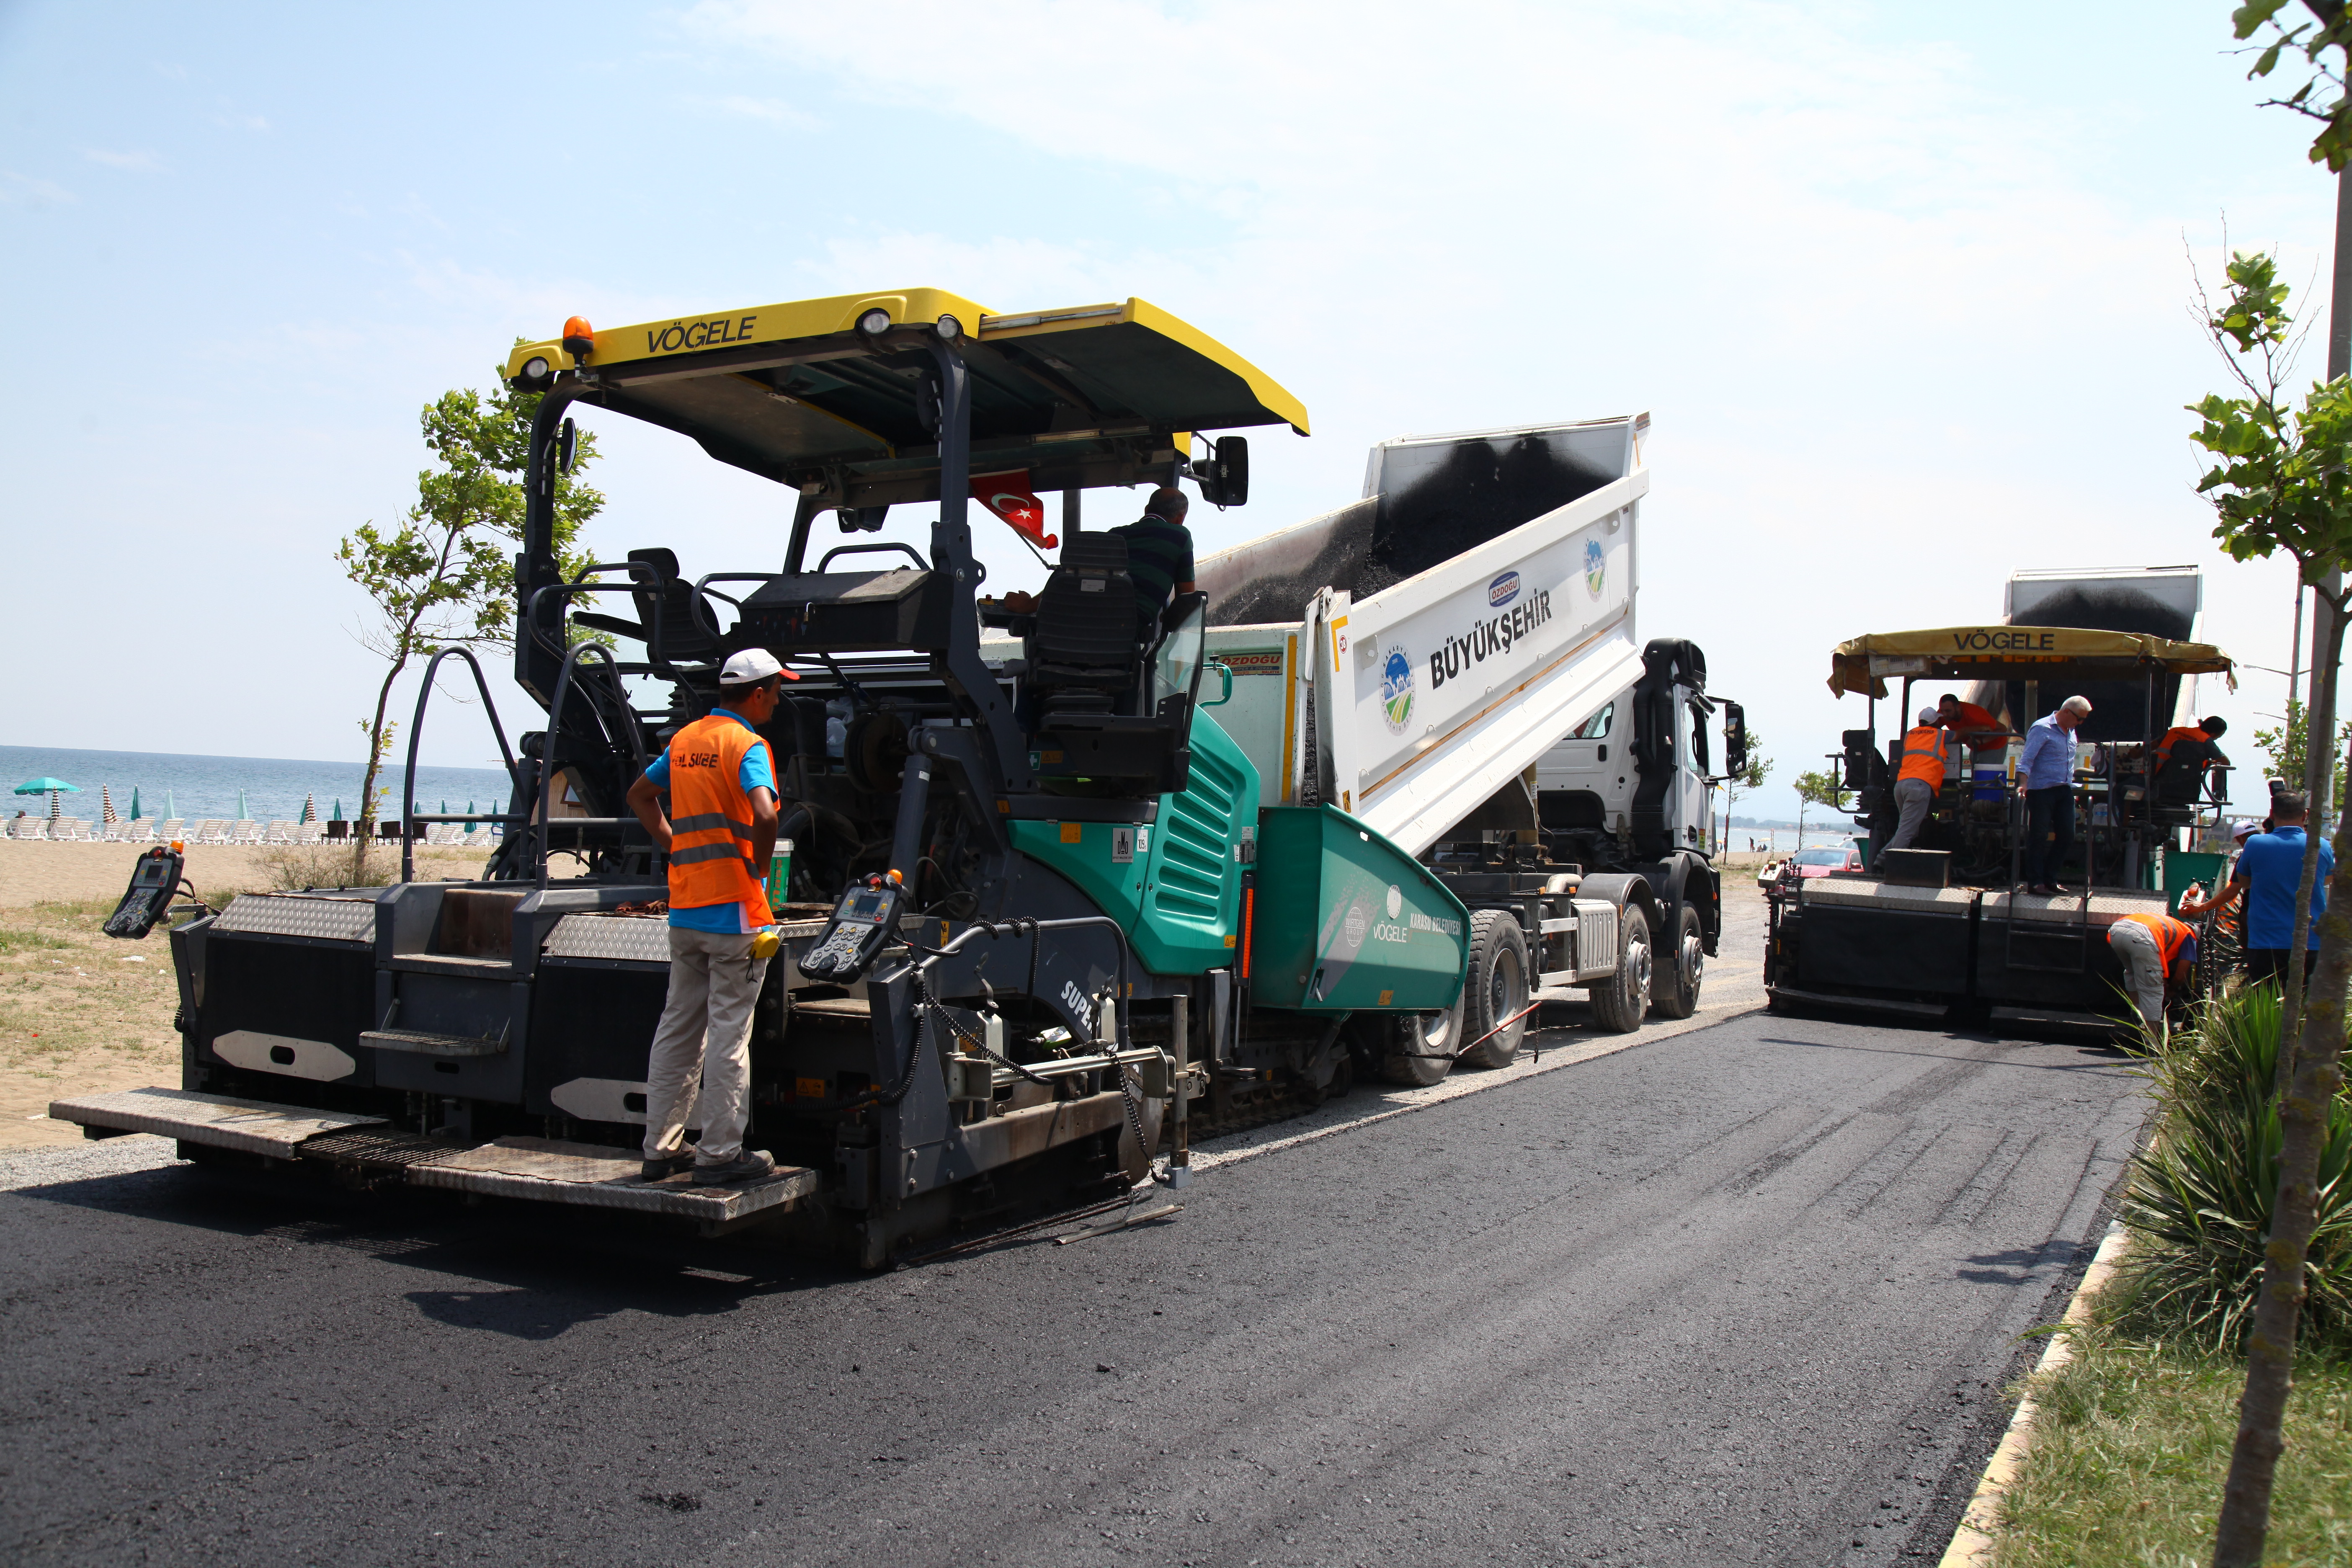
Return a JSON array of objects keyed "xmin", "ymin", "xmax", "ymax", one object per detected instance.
[
  {"xmin": 2017, "ymin": 694, "xmax": 2091, "ymax": 893},
  {"xmin": 2181, "ymin": 790, "xmax": 2332, "ymax": 988}
]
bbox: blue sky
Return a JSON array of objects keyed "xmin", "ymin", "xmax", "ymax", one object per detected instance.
[{"xmin": 0, "ymin": 2, "xmax": 2331, "ymax": 817}]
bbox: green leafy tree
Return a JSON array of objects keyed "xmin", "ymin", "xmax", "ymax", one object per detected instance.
[
  {"xmin": 2236, "ymin": 1, "xmax": 2352, "ymax": 169},
  {"xmin": 1792, "ymin": 766, "xmax": 1847, "ymax": 854},
  {"xmin": 1720, "ymin": 724, "xmax": 1772, "ymax": 854},
  {"xmin": 2190, "ymin": 242, "xmax": 2352, "ymax": 1564},
  {"xmin": 2252, "ymin": 694, "xmax": 2352, "ymax": 809},
  {"xmin": 337, "ymin": 370, "xmax": 602, "ymax": 881}
]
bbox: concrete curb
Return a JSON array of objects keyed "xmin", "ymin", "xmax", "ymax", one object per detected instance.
[{"xmin": 1937, "ymin": 1219, "xmax": 2132, "ymax": 1567}]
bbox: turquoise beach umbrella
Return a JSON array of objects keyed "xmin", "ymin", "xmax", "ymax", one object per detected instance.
[
  {"xmin": 129, "ymin": 786, "xmax": 141, "ymax": 820},
  {"xmin": 331, "ymin": 798, "xmax": 344, "ymax": 822},
  {"xmin": 237, "ymin": 788, "xmax": 249, "ymax": 822},
  {"xmin": 12, "ymin": 777, "xmax": 80, "ymax": 821}
]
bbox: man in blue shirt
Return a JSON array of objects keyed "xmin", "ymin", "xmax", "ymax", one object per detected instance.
[
  {"xmin": 2182, "ymin": 791, "xmax": 2333, "ymax": 988},
  {"xmin": 2017, "ymin": 695, "xmax": 2091, "ymax": 894}
]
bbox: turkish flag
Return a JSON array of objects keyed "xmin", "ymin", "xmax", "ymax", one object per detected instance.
[{"xmin": 972, "ymin": 472, "xmax": 1058, "ymax": 551}]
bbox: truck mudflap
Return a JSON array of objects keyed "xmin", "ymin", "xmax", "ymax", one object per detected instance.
[{"xmin": 48, "ymin": 1087, "xmax": 820, "ymax": 1227}]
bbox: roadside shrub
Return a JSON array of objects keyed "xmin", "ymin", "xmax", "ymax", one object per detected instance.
[
  {"xmin": 2111, "ymin": 988, "xmax": 2352, "ymax": 1351},
  {"xmin": 256, "ymin": 844, "xmax": 398, "ymax": 891}
]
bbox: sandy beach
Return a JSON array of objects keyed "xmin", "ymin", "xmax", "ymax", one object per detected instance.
[
  {"xmin": 0, "ymin": 841, "xmax": 494, "ymax": 1146},
  {"xmin": 0, "ymin": 839, "xmax": 493, "ymax": 909}
]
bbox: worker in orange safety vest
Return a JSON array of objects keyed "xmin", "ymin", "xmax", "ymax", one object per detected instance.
[
  {"xmin": 1885, "ymin": 706, "xmax": 1949, "ymax": 850},
  {"xmin": 2150, "ymin": 716, "xmax": 2229, "ymax": 801},
  {"xmin": 1935, "ymin": 693, "xmax": 2008, "ymax": 750},
  {"xmin": 2107, "ymin": 909, "xmax": 2198, "ymax": 1038},
  {"xmin": 624, "ymin": 647, "xmax": 799, "ymax": 1189}
]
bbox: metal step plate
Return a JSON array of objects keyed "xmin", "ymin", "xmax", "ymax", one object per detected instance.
[
  {"xmin": 46, "ymin": 1087, "xmax": 387, "ymax": 1157},
  {"xmin": 405, "ymin": 1135, "xmax": 821, "ymax": 1222}
]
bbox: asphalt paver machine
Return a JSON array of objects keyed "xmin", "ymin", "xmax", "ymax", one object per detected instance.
[
  {"xmin": 1763, "ymin": 624, "xmax": 2236, "ymax": 1024},
  {"xmin": 62, "ymin": 289, "xmax": 1720, "ymax": 1264}
]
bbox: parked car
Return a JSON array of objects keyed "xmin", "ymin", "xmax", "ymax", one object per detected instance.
[{"xmin": 1778, "ymin": 843, "xmax": 1862, "ymax": 883}]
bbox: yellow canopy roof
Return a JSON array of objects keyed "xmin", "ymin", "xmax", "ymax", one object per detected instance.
[
  {"xmin": 504, "ymin": 288, "xmax": 1308, "ymax": 507},
  {"xmin": 1828, "ymin": 626, "xmax": 2236, "ymax": 699}
]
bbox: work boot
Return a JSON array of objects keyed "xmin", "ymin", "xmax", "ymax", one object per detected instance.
[
  {"xmin": 691, "ymin": 1148, "xmax": 778, "ymax": 1187},
  {"xmin": 641, "ymin": 1146, "xmax": 698, "ymax": 1183}
]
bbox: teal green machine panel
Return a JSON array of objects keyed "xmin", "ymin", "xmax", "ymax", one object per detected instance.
[
  {"xmin": 1249, "ymin": 805, "xmax": 1470, "ymax": 1013},
  {"xmin": 1009, "ymin": 712, "xmax": 1260, "ymax": 976},
  {"xmin": 2163, "ymin": 851, "xmax": 2226, "ymax": 914}
]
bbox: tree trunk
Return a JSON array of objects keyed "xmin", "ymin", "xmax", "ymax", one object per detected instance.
[
  {"xmin": 2211, "ymin": 707, "xmax": 2352, "ymax": 1567},
  {"xmin": 351, "ymin": 658, "xmax": 405, "ymax": 886},
  {"xmin": 2277, "ymin": 598, "xmax": 2345, "ymax": 1098}
]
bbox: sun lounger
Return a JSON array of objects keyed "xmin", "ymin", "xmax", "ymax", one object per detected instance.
[
  {"xmin": 121, "ymin": 819, "xmax": 155, "ymax": 843},
  {"xmin": 264, "ymin": 820, "xmax": 296, "ymax": 845},
  {"xmin": 10, "ymin": 817, "xmax": 47, "ymax": 841},
  {"xmin": 192, "ymin": 820, "xmax": 229, "ymax": 845},
  {"xmin": 227, "ymin": 821, "xmax": 265, "ymax": 846},
  {"xmin": 157, "ymin": 819, "xmax": 186, "ymax": 843},
  {"xmin": 49, "ymin": 819, "xmax": 90, "ymax": 842}
]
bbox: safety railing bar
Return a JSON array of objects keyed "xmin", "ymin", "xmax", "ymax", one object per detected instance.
[
  {"xmin": 400, "ymin": 647, "xmax": 520, "ymax": 885},
  {"xmin": 686, "ymin": 572, "xmax": 777, "ymax": 642},
  {"xmin": 818, "ymin": 542, "xmax": 929, "ymax": 572},
  {"xmin": 537, "ymin": 641, "xmax": 628, "ymax": 891}
]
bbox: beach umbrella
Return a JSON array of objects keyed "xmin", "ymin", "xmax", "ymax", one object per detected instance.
[
  {"xmin": 164, "ymin": 789, "xmax": 175, "ymax": 820},
  {"xmin": 331, "ymin": 798, "xmax": 344, "ymax": 822},
  {"xmin": 12, "ymin": 777, "xmax": 78, "ymax": 822},
  {"xmin": 129, "ymin": 786, "xmax": 140, "ymax": 820},
  {"xmin": 300, "ymin": 793, "xmax": 316, "ymax": 824},
  {"xmin": 237, "ymin": 789, "xmax": 249, "ymax": 822},
  {"xmin": 100, "ymin": 786, "xmax": 117, "ymax": 824}
]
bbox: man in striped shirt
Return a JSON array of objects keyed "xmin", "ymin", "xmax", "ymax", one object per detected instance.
[{"xmin": 1110, "ymin": 487, "xmax": 1197, "ymax": 629}]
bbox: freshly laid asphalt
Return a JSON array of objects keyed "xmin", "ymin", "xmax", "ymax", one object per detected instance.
[{"xmin": 0, "ymin": 1004, "xmax": 2146, "ymax": 1566}]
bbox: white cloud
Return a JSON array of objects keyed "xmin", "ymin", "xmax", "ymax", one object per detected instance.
[
  {"xmin": 0, "ymin": 170, "xmax": 75, "ymax": 205},
  {"xmin": 711, "ymin": 94, "xmax": 821, "ymax": 129},
  {"xmin": 671, "ymin": 0, "xmax": 2325, "ymax": 815},
  {"xmin": 83, "ymin": 148, "xmax": 163, "ymax": 172}
]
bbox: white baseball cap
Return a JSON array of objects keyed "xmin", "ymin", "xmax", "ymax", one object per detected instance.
[
  {"xmin": 1917, "ymin": 707, "xmax": 1939, "ymax": 726},
  {"xmin": 718, "ymin": 647, "xmax": 795, "ymax": 685},
  {"xmin": 2232, "ymin": 820, "xmax": 2259, "ymax": 841}
]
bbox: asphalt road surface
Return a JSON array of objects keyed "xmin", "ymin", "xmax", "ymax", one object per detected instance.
[{"xmin": 0, "ymin": 1003, "xmax": 2146, "ymax": 1566}]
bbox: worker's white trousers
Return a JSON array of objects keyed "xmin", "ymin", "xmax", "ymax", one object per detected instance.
[
  {"xmin": 1886, "ymin": 778, "xmax": 1934, "ymax": 850},
  {"xmin": 2106, "ymin": 921, "xmax": 2166, "ymax": 1037},
  {"xmin": 643, "ymin": 927, "xmax": 771, "ymax": 1163}
]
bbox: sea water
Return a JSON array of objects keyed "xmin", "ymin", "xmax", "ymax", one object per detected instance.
[{"xmin": 0, "ymin": 745, "xmax": 515, "ymax": 825}]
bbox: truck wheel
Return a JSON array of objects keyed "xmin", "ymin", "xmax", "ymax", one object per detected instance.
[
  {"xmin": 1375, "ymin": 1000, "xmax": 1461, "ymax": 1086},
  {"xmin": 1456, "ymin": 911, "xmax": 1531, "ymax": 1070},
  {"xmin": 1587, "ymin": 903, "xmax": 1652, "ymax": 1034},
  {"xmin": 1651, "ymin": 903, "xmax": 1704, "ymax": 1020}
]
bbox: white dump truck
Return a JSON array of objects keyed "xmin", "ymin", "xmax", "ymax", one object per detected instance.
[{"xmin": 1187, "ymin": 414, "xmax": 1736, "ymax": 1081}]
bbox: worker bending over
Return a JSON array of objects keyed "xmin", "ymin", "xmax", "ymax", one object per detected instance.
[
  {"xmin": 2019, "ymin": 695, "xmax": 2092, "ymax": 895},
  {"xmin": 1936, "ymin": 694, "xmax": 2006, "ymax": 747},
  {"xmin": 1886, "ymin": 706, "xmax": 1948, "ymax": 850},
  {"xmin": 2106, "ymin": 909, "xmax": 2197, "ymax": 1039},
  {"xmin": 2151, "ymin": 715, "xmax": 2229, "ymax": 800},
  {"xmin": 624, "ymin": 648, "xmax": 799, "ymax": 1188}
]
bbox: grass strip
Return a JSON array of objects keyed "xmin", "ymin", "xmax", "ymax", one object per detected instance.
[{"xmin": 1993, "ymin": 1333, "xmax": 2352, "ymax": 1566}]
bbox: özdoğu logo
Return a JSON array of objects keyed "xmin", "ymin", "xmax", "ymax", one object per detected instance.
[{"xmin": 1488, "ymin": 570, "xmax": 1521, "ymax": 608}]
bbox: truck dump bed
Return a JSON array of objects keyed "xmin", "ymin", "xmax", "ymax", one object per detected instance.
[{"xmin": 1197, "ymin": 416, "xmax": 1648, "ymax": 855}]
